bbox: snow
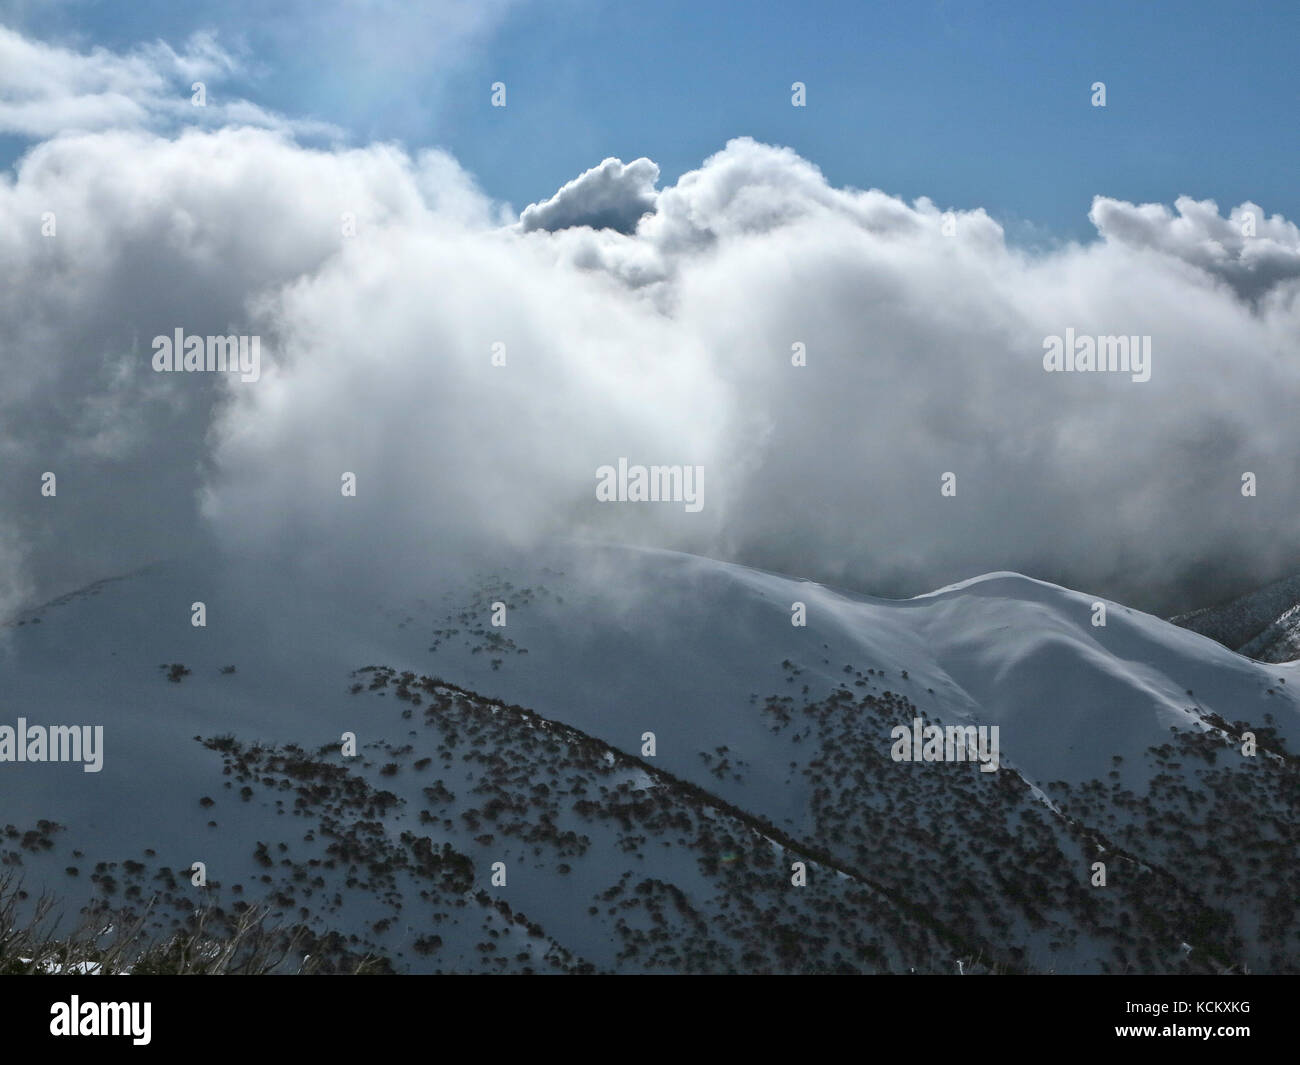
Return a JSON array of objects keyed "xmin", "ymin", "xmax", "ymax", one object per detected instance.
[{"xmin": 2, "ymin": 542, "xmax": 1297, "ymax": 972}]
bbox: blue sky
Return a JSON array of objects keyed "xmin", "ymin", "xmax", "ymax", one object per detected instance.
[{"xmin": 3, "ymin": 0, "xmax": 1297, "ymax": 241}]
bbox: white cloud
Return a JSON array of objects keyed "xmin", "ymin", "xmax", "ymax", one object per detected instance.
[
  {"xmin": 3, "ymin": 26, "xmax": 1299, "ymax": 616},
  {"xmin": 1090, "ymin": 194, "xmax": 1300, "ymax": 300},
  {"xmin": 0, "ymin": 25, "xmax": 339, "ymax": 139}
]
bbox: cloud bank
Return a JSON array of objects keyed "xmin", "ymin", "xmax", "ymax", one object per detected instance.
[{"xmin": 3, "ymin": 29, "xmax": 1299, "ymax": 617}]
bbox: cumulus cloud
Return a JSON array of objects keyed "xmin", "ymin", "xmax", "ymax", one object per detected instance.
[
  {"xmin": 519, "ymin": 157, "xmax": 660, "ymax": 235},
  {"xmin": 4, "ymin": 26, "xmax": 1300, "ymax": 618},
  {"xmin": 1090, "ymin": 194, "xmax": 1300, "ymax": 301}
]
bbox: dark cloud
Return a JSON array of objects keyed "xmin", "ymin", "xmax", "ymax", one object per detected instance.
[{"xmin": 519, "ymin": 156, "xmax": 659, "ymax": 235}]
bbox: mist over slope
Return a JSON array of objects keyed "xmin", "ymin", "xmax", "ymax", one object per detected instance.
[{"xmin": 3, "ymin": 544, "xmax": 1296, "ymax": 973}]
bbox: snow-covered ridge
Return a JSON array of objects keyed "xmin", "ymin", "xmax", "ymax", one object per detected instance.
[
  {"xmin": 1, "ymin": 544, "xmax": 1296, "ymax": 972},
  {"xmin": 1171, "ymin": 570, "xmax": 1300, "ymax": 663}
]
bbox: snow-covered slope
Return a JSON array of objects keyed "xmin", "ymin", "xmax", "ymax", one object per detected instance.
[
  {"xmin": 1240, "ymin": 604, "xmax": 1300, "ymax": 664},
  {"xmin": 1172, "ymin": 571, "xmax": 1300, "ymax": 663},
  {"xmin": 2, "ymin": 544, "xmax": 1297, "ymax": 973}
]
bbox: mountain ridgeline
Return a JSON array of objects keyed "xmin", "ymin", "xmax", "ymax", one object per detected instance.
[{"xmin": 1, "ymin": 546, "xmax": 1296, "ymax": 973}]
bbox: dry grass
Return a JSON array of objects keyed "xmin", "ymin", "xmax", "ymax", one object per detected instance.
[{"xmin": 0, "ymin": 872, "xmax": 385, "ymax": 974}]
